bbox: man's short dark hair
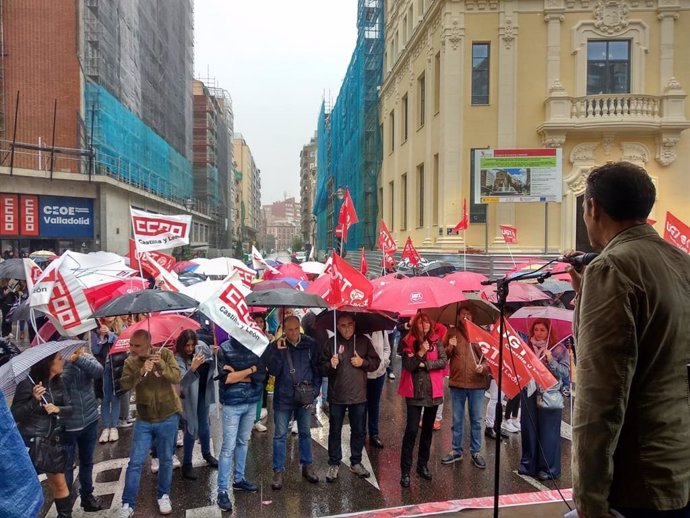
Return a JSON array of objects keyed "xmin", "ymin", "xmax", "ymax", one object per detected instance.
[
  {"xmin": 130, "ymin": 329, "xmax": 151, "ymax": 345},
  {"xmin": 585, "ymin": 161, "xmax": 656, "ymax": 222}
]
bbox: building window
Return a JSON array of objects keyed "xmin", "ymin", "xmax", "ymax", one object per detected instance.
[
  {"xmin": 389, "ymin": 110, "xmax": 395, "ymax": 152},
  {"xmin": 403, "ymin": 15, "xmax": 408, "ymax": 43},
  {"xmin": 432, "ymin": 154, "xmax": 439, "ymax": 225},
  {"xmin": 408, "ymin": 6, "xmax": 413, "ymax": 36},
  {"xmin": 417, "ymin": 73, "xmax": 426, "ymax": 127},
  {"xmin": 402, "ymin": 94, "xmax": 409, "ymax": 142},
  {"xmin": 401, "ymin": 173, "xmax": 408, "ymax": 231},
  {"xmin": 587, "ymin": 40, "xmax": 630, "ymax": 94},
  {"xmin": 417, "ymin": 0, "xmax": 424, "ymax": 18},
  {"xmin": 471, "ymin": 43, "xmax": 490, "ymax": 105},
  {"xmin": 434, "ymin": 52, "xmax": 440, "ymax": 114},
  {"xmin": 389, "ymin": 180, "xmax": 395, "ymax": 230},
  {"xmin": 417, "ymin": 163, "xmax": 424, "ymax": 227}
]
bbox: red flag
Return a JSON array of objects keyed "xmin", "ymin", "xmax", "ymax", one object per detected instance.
[
  {"xmin": 381, "ymin": 253, "xmax": 396, "ymax": 271},
  {"xmin": 377, "ymin": 220, "xmax": 397, "ymax": 253},
  {"xmin": 360, "ymin": 248, "xmax": 368, "ymax": 276},
  {"xmin": 452, "ymin": 199, "xmax": 469, "ymax": 234},
  {"xmin": 337, "ymin": 188, "xmax": 359, "ymax": 243},
  {"xmin": 401, "ymin": 237, "xmax": 421, "ymax": 267},
  {"xmin": 663, "ymin": 211, "xmax": 690, "ymax": 254},
  {"xmin": 500, "ymin": 224, "xmax": 518, "ymax": 244},
  {"xmin": 128, "ymin": 239, "xmax": 176, "ymax": 276},
  {"xmin": 321, "ymin": 253, "xmax": 372, "ymax": 308}
]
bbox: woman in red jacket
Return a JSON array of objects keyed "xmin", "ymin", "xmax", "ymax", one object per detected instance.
[{"xmin": 398, "ymin": 312, "xmax": 447, "ymax": 488}]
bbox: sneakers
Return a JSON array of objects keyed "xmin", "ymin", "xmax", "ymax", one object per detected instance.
[
  {"xmin": 109, "ymin": 428, "xmax": 119, "ymax": 442},
  {"xmin": 157, "ymin": 494, "xmax": 172, "ymax": 515},
  {"xmin": 119, "ymin": 504, "xmax": 134, "ymax": 518},
  {"xmin": 471, "ymin": 453, "xmax": 487, "ymax": 469},
  {"xmin": 232, "ymin": 479, "xmax": 258, "ymax": 492},
  {"xmin": 562, "ymin": 386, "xmax": 571, "ymax": 397},
  {"xmin": 441, "ymin": 451, "xmax": 463, "ymax": 465},
  {"xmin": 253, "ymin": 422, "xmax": 267, "ymax": 432},
  {"xmin": 388, "ymin": 372, "xmax": 396, "ymax": 380},
  {"xmin": 172, "ymin": 455, "xmax": 181, "ymax": 469},
  {"xmin": 501, "ymin": 419, "xmax": 519, "ymax": 434},
  {"xmin": 349, "ymin": 463, "xmax": 370, "ymax": 478},
  {"xmin": 117, "ymin": 419, "xmax": 133, "ymax": 429},
  {"xmin": 99, "ymin": 428, "xmax": 110, "ymax": 444},
  {"xmin": 433, "ymin": 419, "xmax": 442, "ymax": 430},
  {"xmin": 326, "ymin": 464, "xmax": 339, "ymax": 483},
  {"xmin": 150, "ymin": 457, "xmax": 160, "ymax": 474},
  {"xmin": 260, "ymin": 408, "xmax": 268, "ymax": 420},
  {"xmin": 291, "ymin": 421, "xmax": 298, "ymax": 434},
  {"xmin": 176, "ymin": 429, "xmax": 184, "ymax": 447},
  {"xmin": 217, "ymin": 491, "xmax": 232, "ymax": 512}
]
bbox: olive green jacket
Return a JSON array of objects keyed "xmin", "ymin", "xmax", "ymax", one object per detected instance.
[
  {"xmin": 120, "ymin": 347, "xmax": 182, "ymax": 423},
  {"xmin": 573, "ymin": 224, "xmax": 690, "ymax": 517}
]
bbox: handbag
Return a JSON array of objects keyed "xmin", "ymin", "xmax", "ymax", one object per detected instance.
[
  {"xmin": 25, "ymin": 434, "xmax": 67, "ymax": 474},
  {"xmin": 536, "ymin": 387, "xmax": 564, "ymax": 410},
  {"xmin": 285, "ymin": 347, "xmax": 314, "ymax": 406}
]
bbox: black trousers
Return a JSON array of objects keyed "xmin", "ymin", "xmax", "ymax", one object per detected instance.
[
  {"xmin": 614, "ymin": 503, "xmax": 690, "ymax": 518},
  {"xmin": 401, "ymin": 403, "xmax": 438, "ymax": 475},
  {"xmin": 505, "ymin": 395, "xmax": 520, "ymax": 419}
]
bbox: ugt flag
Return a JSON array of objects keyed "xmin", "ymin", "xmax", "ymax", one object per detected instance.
[
  {"xmin": 500, "ymin": 224, "xmax": 518, "ymax": 244},
  {"xmin": 337, "ymin": 188, "xmax": 359, "ymax": 243},
  {"xmin": 377, "ymin": 220, "xmax": 397, "ymax": 253},
  {"xmin": 401, "ymin": 237, "xmax": 421, "ymax": 267}
]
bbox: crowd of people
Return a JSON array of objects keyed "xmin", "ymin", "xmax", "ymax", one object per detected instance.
[{"xmin": 1, "ymin": 161, "xmax": 689, "ymax": 518}]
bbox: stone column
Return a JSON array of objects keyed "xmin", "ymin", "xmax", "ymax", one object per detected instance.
[
  {"xmin": 658, "ymin": 4, "xmax": 679, "ymax": 90},
  {"xmin": 423, "ymin": 40, "xmax": 435, "ymax": 247}
]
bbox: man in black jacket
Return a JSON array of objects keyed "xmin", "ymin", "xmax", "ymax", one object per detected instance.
[
  {"xmin": 320, "ymin": 313, "xmax": 380, "ymax": 482},
  {"xmin": 264, "ymin": 316, "xmax": 321, "ymax": 490}
]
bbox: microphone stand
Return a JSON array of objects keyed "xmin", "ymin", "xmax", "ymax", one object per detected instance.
[{"xmin": 481, "ymin": 268, "xmax": 553, "ymax": 518}]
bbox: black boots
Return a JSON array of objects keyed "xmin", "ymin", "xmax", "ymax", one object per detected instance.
[
  {"xmin": 182, "ymin": 463, "xmax": 197, "ymax": 480},
  {"xmin": 55, "ymin": 496, "xmax": 73, "ymax": 518}
]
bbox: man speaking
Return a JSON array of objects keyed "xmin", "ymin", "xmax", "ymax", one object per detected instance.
[{"xmin": 570, "ymin": 162, "xmax": 690, "ymax": 518}]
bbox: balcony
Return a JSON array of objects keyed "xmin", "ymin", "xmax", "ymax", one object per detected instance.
[{"xmin": 538, "ymin": 80, "xmax": 690, "ymax": 165}]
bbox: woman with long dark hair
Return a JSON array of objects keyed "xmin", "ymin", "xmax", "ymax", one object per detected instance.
[
  {"xmin": 175, "ymin": 329, "xmax": 218, "ymax": 480},
  {"xmin": 519, "ymin": 318, "xmax": 569, "ymax": 481},
  {"xmin": 398, "ymin": 312, "xmax": 447, "ymax": 488},
  {"xmin": 11, "ymin": 352, "xmax": 74, "ymax": 517}
]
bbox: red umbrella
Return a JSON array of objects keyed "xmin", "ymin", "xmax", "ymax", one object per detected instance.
[
  {"xmin": 109, "ymin": 314, "xmax": 200, "ymax": 355},
  {"xmin": 480, "ymin": 283, "xmax": 551, "ymax": 304},
  {"xmin": 443, "ymin": 271, "xmax": 489, "ymax": 292},
  {"xmin": 262, "ymin": 263, "xmax": 308, "ymax": 281},
  {"xmin": 83, "ymin": 277, "xmax": 148, "ymax": 312},
  {"xmin": 173, "ymin": 261, "xmax": 198, "ymax": 274},
  {"xmin": 31, "ymin": 321, "xmax": 61, "ymax": 346},
  {"xmin": 508, "ymin": 306, "xmax": 574, "ymax": 340},
  {"xmin": 370, "ymin": 276, "xmax": 466, "ymax": 316}
]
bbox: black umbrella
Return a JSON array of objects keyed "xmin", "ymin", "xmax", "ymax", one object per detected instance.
[
  {"xmin": 314, "ymin": 309, "xmax": 397, "ymax": 334},
  {"xmin": 245, "ymin": 288, "xmax": 327, "ymax": 309},
  {"xmin": 7, "ymin": 298, "xmax": 44, "ymax": 322},
  {"xmin": 0, "ymin": 259, "xmax": 26, "ymax": 280},
  {"xmin": 178, "ymin": 272, "xmax": 206, "ymax": 287},
  {"xmin": 91, "ymin": 289, "xmax": 199, "ymax": 318},
  {"xmin": 418, "ymin": 261, "xmax": 456, "ymax": 277}
]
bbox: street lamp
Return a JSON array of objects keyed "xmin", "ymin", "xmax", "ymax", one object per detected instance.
[{"xmin": 183, "ymin": 198, "xmax": 194, "ymax": 212}]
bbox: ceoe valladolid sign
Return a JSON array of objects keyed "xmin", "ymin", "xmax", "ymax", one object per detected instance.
[{"xmin": 39, "ymin": 196, "xmax": 94, "ymax": 238}]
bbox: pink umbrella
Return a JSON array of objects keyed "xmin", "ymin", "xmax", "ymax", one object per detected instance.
[
  {"xmin": 370, "ymin": 276, "xmax": 466, "ymax": 316},
  {"xmin": 31, "ymin": 321, "xmax": 61, "ymax": 346},
  {"xmin": 480, "ymin": 283, "xmax": 552, "ymax": 304},
  {"xmin": 508, "ymin": 306, "xmax": 574, "ymax": 340},
  {"xmin": 443, "ymin": 271, "xmax": 489, "ymax": 292},
  {"xmin": 83, "ymin": 277, "xmax": 148, "ymax": 312},
  {"xmin": 109, "ymin": 314, "xmax": 200, "ymax": 355},
  {"xmin": 262, "ymin": 263, "xmax": 308, "ymax": 281}
]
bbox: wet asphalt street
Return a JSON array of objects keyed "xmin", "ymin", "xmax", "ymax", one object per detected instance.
[{"xmin": 39, "ymin": 360, "xmax": 574, "ymax": 518}]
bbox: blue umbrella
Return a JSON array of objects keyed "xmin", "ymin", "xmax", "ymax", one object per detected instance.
[{"xmin": 0, "ymin": 339, "xmax": 85, "ymax": 402}]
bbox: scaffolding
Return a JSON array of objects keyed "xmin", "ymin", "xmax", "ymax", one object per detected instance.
[{"xmin": 313, "ymin": 0, "xmax": 384, "ymax": 253}]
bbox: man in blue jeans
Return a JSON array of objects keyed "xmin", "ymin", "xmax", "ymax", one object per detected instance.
[
  {"xmin": 118, "ymin": 330, "xmax": 181, "ymax": 517},
  {"xmin": 216, "ymin": 336, "xmax": 266, "ymax": 513},
  {"xmin": 265, "ymin": 315, "xmax": 321, "ymax": 490},
  {"xmin": 440, "ymin": 307, "xmax": 490, "ymax": 469},
  {"xmin": 319, "ymin": 313, "xmax": 381, "ymax": 482}
]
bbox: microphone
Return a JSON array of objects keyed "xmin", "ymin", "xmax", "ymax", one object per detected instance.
[{"xmin": 557, "ymin": 253, "xmax": 599, "ymax": 269}]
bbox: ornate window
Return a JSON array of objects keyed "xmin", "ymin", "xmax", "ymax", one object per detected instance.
[{"xmin": 586, "ymin": 40, "xmax": 630, "ymax": 95}]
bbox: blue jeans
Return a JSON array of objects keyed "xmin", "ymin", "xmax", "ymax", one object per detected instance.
[
  {"xmin": 273, "ymin": 407, "xmax": 312, "ymax": 472},
  {"xmin": 366, "ymin": 374, "xmax": 385, "ymax": 437},
  {"xmin": 122, "ymin": 413, "xmax": 179, "ymax": 507},
  {"xmin": 183, "ymin": 398, "xmax": 211, "ymax": 464},
  {"xmin": 101, "ymin": 363, "xmax": 121, "ymax": 428},
  {"xmin": 328, "ymin": 402, "xmax": 366, "ymax": 466},
  {"xmin": 450, "ymin": 387, "xmax": 485, "ymax": 455},
  {"xmin": 217, "ymin": 403, "xmax": 255, "ymax": 493},
  {"xmin": 64, "ymin": 420, "xmax": 98, "ymax": 498}
]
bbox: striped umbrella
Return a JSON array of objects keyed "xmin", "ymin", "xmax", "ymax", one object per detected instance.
[{"xmin": 0, "ymin": 339, "xmax": 86, "ymax": 402}]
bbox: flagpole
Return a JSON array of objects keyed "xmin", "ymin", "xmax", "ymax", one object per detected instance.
[
  {"xmin": 507, "ymin": 244, "xmax": 516, "ymax": 268},
  {"xmin": 463, "ymin": 230, "xmax": 467, "ymax": 271}
]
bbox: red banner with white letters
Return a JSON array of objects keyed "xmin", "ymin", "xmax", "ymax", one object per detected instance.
[
  {"xmin": 500, "ymin": 224, "xmax": 518, "ymax": 244},
  {"xmin": 377, "ymin": 220, "xmax": 397, "ymax": 253},
  {"xmin": 0, "ymin": 194, "xmax": 18, "ymax": 235},
  {"xmin": 663, "ymin": 211, "xmax": 690, "ymax": 254}
]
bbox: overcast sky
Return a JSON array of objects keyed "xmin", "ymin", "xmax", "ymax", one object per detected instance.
[{"xmin": 194, "ymin": 1, "xmax": 358, "ymax": 205}]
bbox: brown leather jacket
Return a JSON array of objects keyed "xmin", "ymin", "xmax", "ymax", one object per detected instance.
[{"xmin": 445, "ymin": 333, "xmax": 490, "ymax": 390}]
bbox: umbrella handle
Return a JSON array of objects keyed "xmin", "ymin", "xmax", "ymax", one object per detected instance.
[{"xmin": 27, "ymin": 375, "xmax": 49, "ymax": 405}]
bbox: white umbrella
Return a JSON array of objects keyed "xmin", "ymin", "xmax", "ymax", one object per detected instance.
[
  {"xmin": 300, "ymin": 261, "xmax": 326, "ymax": 275},
  {"xmin": 191, "ymin": 257, "xmax": 254, "ymax": 277},
  {"xmin": 181, "ymin": 280, "xmax": 225, "ymax": 303}
]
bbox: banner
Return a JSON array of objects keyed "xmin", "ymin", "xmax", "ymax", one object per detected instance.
[
  {"xmin": 128, "ymin": 239, "xmax": 175, "ymax": 276},
  {"xmin": 130, "ymin": 207, "xmax": 191, "ymax": 252},
  {"xmin": 0, "ymin": 194, "xmax": 17, "ymax": 235},
  {"xmin": 29, "ymin": 256, "xmax": 96, "ymax": 337},
  {"xmin": 500, "ymin": 224, "xmax": 518, "ymax": 244},
  {"xmin": 401, "ymin": 237, "xmax": 421, "ymax": 267},
  {"xmin": 474, "ymin": 148, "xmax": 563, "ymax": 203},
  {"xmin": 452, "ymin": 199, "xmax": 469, "ymax": 234},
  {"xmin": 337, "ymin": 188, "xmax": 359, "ymax": 243},
  {"xmin": 22, "ymin": 258, "xmax": 43, "ymax": 292},
  {"xmin": 381, "ymin": 253, "xmax": 396, "ymax": 271},
  {"xmin": 139, "ymin": 252, "xmax": 184, "ymax": 292},
  {"xmin": 318, "ymin": 254, "xmax": 373, "ymax": 308},
  {"xmin": 377, "ymin": 220, "xmax": 397, "ymax": 253},
  {"xmin": 251, "ymin": 245, "xmax": 279, "ymax": 274},
  {"xmin": 198, "ymin": 273, "xmax": 269, "ymax": 357},
  {"xmin": 663, "ymin": 211, "xmax": 690, "ymax": 254},
  {"xmin": 39, "ymin": 196, "xmax": 92, "ymax": 238}
]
